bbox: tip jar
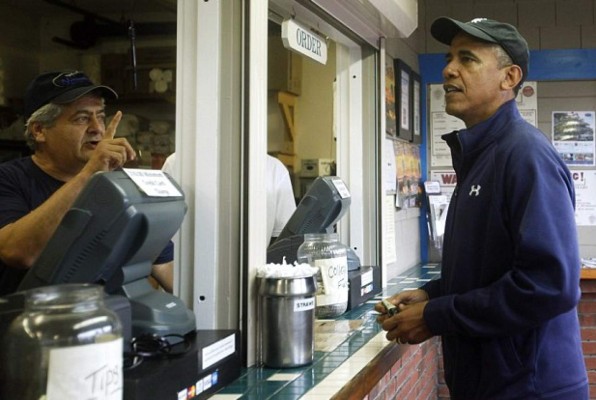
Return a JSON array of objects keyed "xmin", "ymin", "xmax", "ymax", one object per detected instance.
[
  {"xmin": 297, "ymin": 233, "xmax": 349, "ymax": 318},
  {"xmin": 0, "ymin": 284, "xmax": 123, "ymax": 400}
]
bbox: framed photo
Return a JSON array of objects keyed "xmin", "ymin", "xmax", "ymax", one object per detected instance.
[
  {"xmin": 394, "ymin": 59, "xmax": 412, "ymax": 141},
  {"xmin": 384, "ymin": 56, "xmax": 397, "ymax": 136},
  {"xmin": 410, "ymin": 71, "xmax": 422, "ymax": 144}
]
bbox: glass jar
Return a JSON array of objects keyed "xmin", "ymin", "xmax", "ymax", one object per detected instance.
[
  {"xmin": 0, "ymin": 284, "xmax": 123, "ymax": 400},
  {"xmin": 297, "ymin": 233, "xmax": 349, "ymax": 318}
]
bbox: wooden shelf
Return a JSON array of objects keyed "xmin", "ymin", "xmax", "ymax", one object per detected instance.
[{"xmin": 581, "ymin": 268, "xmax": 596, "ymax": 280}]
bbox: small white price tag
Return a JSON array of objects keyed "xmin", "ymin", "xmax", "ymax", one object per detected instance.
[
  {"xmin": 424, "ymin": 181, "xmax": 442, "ymax": 194},
  {"xmin": 331, "ymin": 178, "xmax": 351, "ymax": 199},
  {"xmin": 123, "ymin": 168, "xmax": 183, "ymax": 197}
]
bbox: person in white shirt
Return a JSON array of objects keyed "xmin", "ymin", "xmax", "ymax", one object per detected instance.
[
  {"xmin": 265, "ymin": 155, "xmax": 297, "ymax": 242},
  {"xmin": 162, "ymin": 153, "xmax": 296, "ymax": 243}
]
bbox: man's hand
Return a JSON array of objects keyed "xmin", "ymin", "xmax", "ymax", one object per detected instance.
[
  {"xmin": 375, "ymin": 289, "xmax": 434, "ymax": 344},
  {"xmin": 381, "ymin": 301, "xmax": 434, "ymax": 344},
  {"xmin": 81, "ymin": 111, "xmax": 136, "ymax": 174},
  {"xmin": 106, "ymin": 110, "xmax": 123, "ymax": 140},
  {"xmin": 375, "ymin": 289, "xmax": 429, "ymax": 322},
  {"xmin": 151, "ymin": 261, "xmax": 173, "ymax": 293}
]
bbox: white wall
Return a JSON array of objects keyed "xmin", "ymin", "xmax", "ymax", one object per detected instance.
[
  {"xmin": 383, "ymin": 36, "xmax": 425, "ymax": 278},
  {"xmin": 295, "ymin": 44, "xmax": 337, "ymax": 169}
]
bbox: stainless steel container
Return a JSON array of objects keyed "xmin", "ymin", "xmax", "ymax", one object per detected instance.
[{"xmin": 258, "ymin": 275, "xmax": 316, "ymax": 368}]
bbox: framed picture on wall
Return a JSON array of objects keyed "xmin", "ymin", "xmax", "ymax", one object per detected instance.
[
  {"xmin": 410, "ymin": 71, "xmax": 422, "ymax": 144},
  {"xmin": 385, "ymin": 56, "xmax": 397, "ymax": 136},
  {"xmin": 394, "ymin": 59, "xmax": 412, "ymax": 141}
]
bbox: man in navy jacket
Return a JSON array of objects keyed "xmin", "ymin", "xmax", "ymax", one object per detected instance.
[{"xmin": 377, "ymin": 18, "xmax": 588, "ymax": 399}]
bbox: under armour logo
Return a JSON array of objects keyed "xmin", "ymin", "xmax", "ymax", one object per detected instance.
[
  {"xmin": 469, "ymin": 185, "xmax": 481, "ymax": 197},
  {"xmin": 470, "ymin": 18, "xmax": 488, "ymax": 24}
]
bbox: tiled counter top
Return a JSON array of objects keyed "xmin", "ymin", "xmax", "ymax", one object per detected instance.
[{"xmin": 211, "ymin": 264, "xmax": 441, "ymax": 400}]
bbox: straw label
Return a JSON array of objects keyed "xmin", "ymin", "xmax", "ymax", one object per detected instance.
[{"xmin": 294, "ymin": 297, "xmax": 315, "ymax": 312}]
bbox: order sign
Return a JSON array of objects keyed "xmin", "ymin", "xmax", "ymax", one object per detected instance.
[{"xmin": 281, "ymin": 18, "xmax": 327, "ymax": 65}]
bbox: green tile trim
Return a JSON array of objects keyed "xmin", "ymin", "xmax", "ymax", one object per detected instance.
[{"xmin": 215, "ymin": 264, "xmax": 441, "ymax": 399}]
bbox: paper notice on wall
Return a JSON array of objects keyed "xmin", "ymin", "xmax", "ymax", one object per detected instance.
[
  {"xmin": 573, "ymin": 170, "xmax": 596, "ymax": 226},
  {"xmin": 383, "ymin": 138, "xmax": 397, "ymax": 194},
  {"xmin": 429, "ymin": 84, "xmax": 465, "ymax": 167},
  {"xmin": 383, "ymin": 195, "xmax": 397, "ymax": 264},
  {"xmin": 552, "ymin": 111, "xmax": 595, "ymax": 167},
  {"xmin": 516, "ymin": 82, "xmax": 538, "ymax": 127},
  {"xmin": 428, "ymin": 170, "xmax": 457, "ymax": 202}
]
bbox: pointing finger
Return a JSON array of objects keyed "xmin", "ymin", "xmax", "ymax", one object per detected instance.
[{"xmin": 106, "ymin": 111, "xmax": 123, "ymax": 139}]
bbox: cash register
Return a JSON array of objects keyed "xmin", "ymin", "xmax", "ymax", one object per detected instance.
[{"xmin": 0, "ymin": 170, "xmax": 240, "ymax": 399}]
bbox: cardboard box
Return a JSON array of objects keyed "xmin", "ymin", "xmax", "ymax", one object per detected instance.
[
  {"xmin": 347, "ymin": 265, "xmax": 381, "ymax": 310},
  {"xmin": 300, "ymin": 158, "xmax": 335, "ymax": 177}
]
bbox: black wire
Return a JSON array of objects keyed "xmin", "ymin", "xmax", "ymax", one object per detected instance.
[
  {"xmin": 122, "ymin": 332, "xmax": 196, "ymax": 371},
  {"xmin": 122, "ymin": 332, "xmax": 194, "ymax": 371},
  {"xmin": 123, "ymin": 352, "xmax": 144, "ymax": 370},
  {"xmin": 128, "ymin": 19, "xmax": 138, "ymax": 90}
]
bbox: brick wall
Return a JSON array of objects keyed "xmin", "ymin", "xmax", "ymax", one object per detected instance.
[
  {"xmin": 412, "ymin": 287, "xmax": 596, "ymax": 400},
  {"xmin": 436, "ymin": 346, "xmax": 449, "ymax": 400},
  {"xmin": 579, "ymin": 279, "xmax": 596, "ymax": 400},
  {"xmin": 364, "ymin": 338, "xmax": 441, "ymax": 400}
]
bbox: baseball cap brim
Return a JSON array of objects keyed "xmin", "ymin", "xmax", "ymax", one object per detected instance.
[
  {"xmin": 431, "ymin": 17, "xmax": 497, "ymax": 46},
  {"xmin": 53, "ymin": 85, "xmax": 118, "ymax": 104}
]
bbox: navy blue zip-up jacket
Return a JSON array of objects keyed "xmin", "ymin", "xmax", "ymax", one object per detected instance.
[{"xmin": 421, "ymin": 100, "xmax": 588, "ymax": 399}]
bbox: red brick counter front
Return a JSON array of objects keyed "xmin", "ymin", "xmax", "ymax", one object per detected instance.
[
  {"xmin": 329, "ymin": 271, "xmax": 595, "ymax": 400},
  {"xmin": 331, "ymin": 338, "xmax": 441, "ymax": 400}
]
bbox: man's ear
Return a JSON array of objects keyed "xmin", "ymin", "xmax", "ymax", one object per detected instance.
[
  {"xmin": 502, "ymin": 65, "xmax": 523, "ymax": 91},
  {"xmin": 29, "ymin": 122, "xmax": 47, "ymax": 144}
]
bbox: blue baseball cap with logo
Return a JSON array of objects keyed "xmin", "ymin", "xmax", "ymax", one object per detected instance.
[
  {"xmin": 23, "ymin": 70, "xmax": 118, "ymax": 121},
  {"xmin": 430, "ymin": 17, "xmax": 529, "ymax": 86}
]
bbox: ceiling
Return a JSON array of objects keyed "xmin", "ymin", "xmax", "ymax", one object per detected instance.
[
  {"xmin": 6, "ymin": 0, "xmax": 177, "ymax": 18},
  {"xmin": 5, "ymin": 0, "xmax": 177, "ymax": 49}
]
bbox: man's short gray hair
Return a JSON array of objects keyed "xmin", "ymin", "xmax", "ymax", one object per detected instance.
[
  {"xmin": 24, "ymin": 103, "xmax": 65, "ymax": 150},
  {"xmin": 492, "ymin": 44, "xmax": 521, "ymax": 95}
]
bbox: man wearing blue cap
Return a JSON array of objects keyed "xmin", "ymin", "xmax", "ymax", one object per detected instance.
[
  {"xmin": 377, "ymin": 18, "xmax": 588, "ymax": 399},
  {"xmin": 0, "ymin": 71, "xmax": 173, "ymax": 294}
]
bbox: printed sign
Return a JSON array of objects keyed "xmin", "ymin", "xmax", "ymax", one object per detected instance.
[
  {"xmin": 331, "ymin": 177, "xmax": 351, "ymax": 199},
  {"xmin": 123, "ymin": 168, "xmax": 183, "ymax": 197},
  {"xmin": 552, "ymin": 111, "xmax": 595, "ymax": 166},
  {"xmin": 282, "ymin": 19, "xmax": 328, "ymax": 65},
  {"xmin": 202, "ymin": 333, "xmax": 235, "ymax": 369},
  {"xmin": 573, "ymin": 170, "xmax": 596, "ymax": 226}
]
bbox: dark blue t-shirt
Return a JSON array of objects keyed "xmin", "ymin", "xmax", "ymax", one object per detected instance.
[{"xmin": 0, "ymin": 157, "xmax": 173, "ymax": 296}]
